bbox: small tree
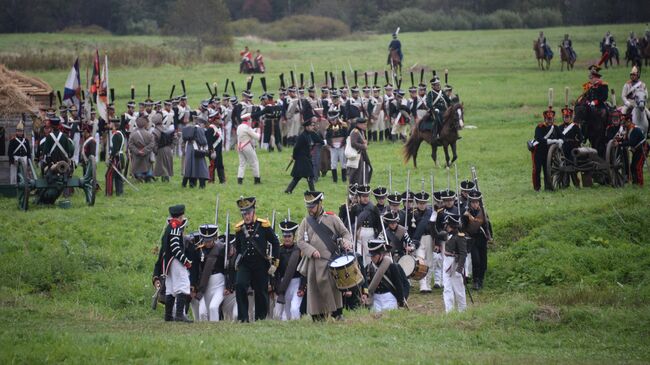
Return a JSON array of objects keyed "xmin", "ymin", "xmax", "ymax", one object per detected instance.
[{"xmin": 166, "ymin": 0, "xmax": 232, "ymax": 54}]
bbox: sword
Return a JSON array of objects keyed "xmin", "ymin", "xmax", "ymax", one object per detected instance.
[
  {"xmin": 110, "ymin": 163, "xmax": 140, "ymax": 191},
  {"xmin": 285, "ymin": 159, "xmax": 294, "ymax": 171},
  {"xmin": 224, "ymin": 212, "xmax": 230, "ymax": 269},
  {"xmin": 215, "ymin": 194, "xmax": 220, "ymax": 226}
]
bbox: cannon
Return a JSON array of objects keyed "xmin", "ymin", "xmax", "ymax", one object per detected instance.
[
  {"xmin": 15, "ymin": 158, "xmax": 97, "ymax": 211},
  {"xmin": 546, "ymin": 139, "xmax": 626, "ymax": 190}
]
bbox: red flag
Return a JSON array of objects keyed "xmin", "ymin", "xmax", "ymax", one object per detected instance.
[{"xmin": 90, "ymin": 49, "xmax": 101, "ymax": 101}]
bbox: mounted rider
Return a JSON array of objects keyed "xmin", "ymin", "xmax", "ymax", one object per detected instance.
[
  {"xmin": 538, "ymin": 31, "xmax": 553, "ymax": 59},
  {"xmin": 387, "ymin": 29, "xmax": 403, "ymax": 66},
  {"xmin": 561, "ymin": 34, "xmax": 577, "ymax": 62},
  {"xmin": 239, "ymin": 46, "xmax": 253, "ymax": 73},
  {"xmin": 621, "ymin": 65, "xmax": 648, "ymax": 135},
  {"xmin": 626, "ymin": 32, "xmax": 640, "ymax": 61},
  {"xmin": 426, "ymin": 75, "xmax": 451, "ymax": 140},
  {"xmin": 601, "ymin": 31, "xmax": 615, "ymax": 53}
]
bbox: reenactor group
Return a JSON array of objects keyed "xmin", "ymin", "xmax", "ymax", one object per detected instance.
[
  {"xmin": 152, "ymin": 166, "xmax": 492, "ymax": 322},
  {"xmin": 530, "ymin": 64, "xmax": 648, "ymax": 190}
]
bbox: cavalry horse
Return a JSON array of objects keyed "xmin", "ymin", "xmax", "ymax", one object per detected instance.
[
  {"xmin": 625, "ymin": 42, "xmax": 642, "ymax": 69},
  {"xmin": 559, "ymin": 45, "xmax": 575, "ymax": 71},
  {"xmin": 389, "ymin": 48, "xmax": 402, "ymax": 79},
  {"xmin": 534, "ymin": 40, "xmax": 551, "ymax": 70},
  {"xmin": 574, "ymin": 98, "xmax": 610, "ymax": 158},
  {"xmin": 640, "ymin": 38, "xmax": 650, "ymax": 67},
  {"xmin": 403, "ymin": 102, "xmax": 464, "ymax": 168},
  {"xmin": 600, "ymin": 42, "xmax": 620, "ymax": 68}
]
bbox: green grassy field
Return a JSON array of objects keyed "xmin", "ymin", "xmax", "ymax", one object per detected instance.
[{"xmin": 1, "ymin": 23, "xmax": 649, "ymax": 364}]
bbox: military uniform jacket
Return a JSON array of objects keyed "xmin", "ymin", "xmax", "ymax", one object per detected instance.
[
  {"xmin": 344, "ymin": 97, "xmax": 363, "ymax": 121},
  {"xmin": 606, "ymin": 124, "xmax": 626, "ymax": 142},
  {"xmin": 325, "ymin": 121, "xmax": 348, "ymax": 147},
  {"xmin": 426, "ymin": 90, "xmax": 450, "ymax": 112},
  {"xmin": 463, "ymin": 207, "xmax": 486, "ymax": 238},
  {"xmin": 163, "ymin": 220, "xmax": 191, "ymax": 267},
  {"xmin": 581, "ymin": 80, "xmax": 609, "ymax": 107},
  {"xmin": 366, "ymin": 258, "xmax": 405, "ymax": 304},
  {"xmin": 445, "ymin": 232, "xmax": 467, "ymax": 273},
  {"xmin": 205, "ymin": 124, "xmax": 223, "ymax": 152},
  {"xmin": 561, "ymin": 122, "xmax": 582, "ymax": 150},
  {"xmin": 620, "ymin": 126, "xmax": 647, "ymax": 150},
  {"xmin": 533, "ymin": 123, "xmax": 561, "ymax": 151},
  {"xmin": 41, "ymin": 130, "xmax": 74, "ymax": 164},
  {"xmin": 410, "ymin": 207, "xmax": 433, "ymax": 242},
  {"xmin": 621, "ymin": 79, "xmax": 647, "ymax": 107},
  {"xmin": 81, "ymin": 136, "xmax": 96, "ymax": 163},
  {"xmin": 7, "ymin": 136, "xmax": 30, "ymax": 164},
  {"xmin": 291, "ymin": 130, "xmax": 316, "ymax": 178},
  {"xmin": 433, "ymin": 205, "xmax": 460, "ymax": 233},
  {"xmin": 353, "ymin": 202, "xmax": 381, "ymax": 233},
  {"xmin": 234, "ymin": 218, "xmax": 280, "ymax": 264},
  {"xmin": 378, "ymin": 225, "xmax": 412, "ymax": 256}
]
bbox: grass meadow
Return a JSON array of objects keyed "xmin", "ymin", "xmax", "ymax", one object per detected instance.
[{"xmin": 1, "ymin": 23, "xmax": 649, "ymax": 364}]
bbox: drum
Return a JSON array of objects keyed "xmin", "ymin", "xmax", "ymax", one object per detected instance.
[
  {"xmin": 329, "ymin": 254, "xmax": 364, "ymax": 289},
  {"xmin": 398, "ymin": 255, "xmax": 429, "ymax": 280}
]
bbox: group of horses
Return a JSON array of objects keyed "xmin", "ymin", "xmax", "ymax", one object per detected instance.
[{"xmin": 534, "ymin": 37, "xmax": 650, "ymax": 71}]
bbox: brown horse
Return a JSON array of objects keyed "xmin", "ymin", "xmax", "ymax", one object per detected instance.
[
  {"xmin": 640, "ymin": 38, "xmax": 650, "ymax": 67},
  {"xmin": 389, "ymin": 48, "xmax": 402, "ymax": 79},
  {"xmin": 403, "ymin": 103, "xmax": 464, "ymax": 168},
  {"xmin": 534, "ymin": 40, "xmax": 551, "ymax": 70},
  {"xmin": 559, "ymin": 45, "xmax": 575, "ymax": 71}
]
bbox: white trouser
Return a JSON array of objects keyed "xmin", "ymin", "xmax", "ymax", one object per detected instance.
[
  {"xmin": 72, "ymin": 133, "xmax": 80, "ymax": 164},
  {"xmin": 198, "ymin": 273, "xmax": 225, "ymax": 322},
  {"xmin": 9, "ymin": 156, "xmax": 28, "ymax": 185},
  {"xmin": 221, "ymin": 292, "xmax": 238, "ymax": 322},
  {"xmin": 190, "ymin": 297, "xmax": 201, "ymax": 321},
  {"xmin": 225, "ymin": 121, "xmax": 233, "ymax": 151},
  {"xmin": 443, "ymin": 255, "xmax": 466, "ymax": 313},
  {"xmin": 391, "ymin": 122, "xmax": 410, "ymax": 138},
  {"xmin": 165, "ymin": 259, "xmax": 190, "ymax": 296},
  {"xmin": 329, "ymin": 146, "xmax": 346, "ymax": 169},
  {"xmin": 464, "ymin": 252, "xmax": 473, "ymax": 279},
  {"xmin": 372, "ymin": 292, "xmax": 398, "ymax": 312},
  {"xmin": 274, "ymin": 277, "xmax": 303, "ymax": 321},
  {"xmin": 356, "ymin": 227, "xmax": 375, "ymax": 267},
  {"xmin": 415, "ymin": 235, "xmax": 433, "ymax": 291},
  {"xmin": 370, "ymin": 111, "xmax": 385, "ymax": 132},
  {"xmin": 432, "ymin": 241, "xmax": 444, "ymax": 287},
  {"xmin": 237, "ymin": 144, "xmax": 259, "ymax": 178}
]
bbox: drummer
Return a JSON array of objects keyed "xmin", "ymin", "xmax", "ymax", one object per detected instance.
[
  {"xmin": 296, "ymin": 191, "xmax": 353, "ymax": 321},
  {"xmin": 377, "ymin": 211, "xmax": 413, "ymax": 262},
  {"xmin": 366, "ymin": 239, "xmax": 406, "ymax": 312}
]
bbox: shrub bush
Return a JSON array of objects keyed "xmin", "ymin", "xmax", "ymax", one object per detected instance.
[
  {"xmin": 229, "ymin": 18, "xmax": 266, "ymax": 36},
  {"xmin": 376, "ymin": 9, "xmax": 434, "ymax": 33},
  {"xmin": 523, "ymin": 8, "xmax": 564, "ymax": 28},
  {"xmin": 491, "ymin": 10, "xmax": 523, "ymax": 29},
  {"xmin": 266, "ymin": 15, "xmax": 349, "ymax": 41}
]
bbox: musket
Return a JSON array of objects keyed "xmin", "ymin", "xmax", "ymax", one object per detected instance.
[
  {"xmin": 345, "ymin": 200, "xmax": 353, "ymax": 251},
  {"xmin": 447, "ymin": 167, "xmax": 451, "ymax": 191},
  {"xmin": 379, "ymin": 208, "xmax": 390, "ymax": 247},
  {"xmin": 287, "ymin": 208, "xmax": 291, "ymax": 221},
  {"xmin": 471, "ymin": 166, "xmax": 493, "ymax": 241},
  {"xmin": 362, "ymin": 161, "xmax": 366, "ymax": 185},
  {"xmin": 285, "ymin": 159, "xmax": 294, "ymax": 171},
  {"xmin": 455, "ymin": 163, "xmax": 460, "ymax": 215},
  {"xmin": 224, "ymin": 212, "xmax": 230, "ymax": 268},
  {"xmin": 389, "ymin": 165, "xmax": 393, "ymax": 191},
  {"xmin": 405, "ymin": 170, "xmax": 411, "ymax": 229},
  {"xmin": 269, "ymin": 209, "xmax": 276, "ymax": 261},
  {"xmin": 353, "ymin": 216, "xmax": 358, "ymax": 254},
  {"xmin": 169, "ymin": 84, "xmax": 176, "ymax": 99},
  {"xmin": 430, "ymin": 172, "xmax": 435, "ymax": 206},
  {"xmin": 214, "ymin": 194, "xmax": 220, "ymax": 226}
]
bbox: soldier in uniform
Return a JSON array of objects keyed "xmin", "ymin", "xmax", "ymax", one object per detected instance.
[
  {"xmin": 531, "ymin": 107, "xmax": 562, "ymax": 191},
  {"xmin": 285, "ymin": 86, "xmax": 302, "ymax": 146},
  {"xmin": 345, "ymin": 85, "xmax": 364, "ymax": 122},
  {"xmin": 426, "ymin": 76, "xmax": 451, "ymax": 140},
  {"xmin": 387, "ymin": 32, "xmax": 403, "ymax": 65},
  {"xmin": 560, "ymin": 105, "xmax": 582, "ymax": 187},
  {"xmin": 105, "ymin": 118, "xmax": 125, "ymax": 196},
  {"xmin": 273, "ymin": 220, "xmax": 306, "ymax": 321},
  {"xmin": 377, "ymin": 211, "xmax": 413, "ymax": 262},
  {"xmin": 562, "ymin": 34, "xmax": 577, "ymax": 62},
  {"xmin": 7, "ymin": 119, "xmax": 31, "ymax": 184},
  {"xmin": 621, "ymin": 66, "xmax": 648, "ymax": 135},
  {"xmin": 161, "ymin": 204, "xmax": 193, "ymax": 322},
  {"xmin": 260, "ymin": 92, "xmax": 283, "ymax": 152},
  {"xmin": 152, "ymin": 113, "xmax": 176, "ymax": 182},
  {"xmin": 616, "ymin": 113, "xmax": 648, "ymax": 186},
  {"xmin": 463, "ymin": 191, "xmax": 488, "ymax": 290},
  {"xmin": 338, "ymin": 184, "xmax": 359, "ymax": 229},
  {"xmin": 193, "ymin": 224, "xmax": 231, "ymax": 322},
  {"xmin": 372, "ymin": 186, "xmax": 388, "ymax": 214},
  {"xmin": 368, "ymin": 84, "xmax": 384, "ymax": 142},
  {"xmin": 386, "ymin": 192, "xmax": 406, "ymax": 227},
  {"xmin": 442, "ymin": 214, "xmax": 467, "ymax": 313},
  {"xmin": 181, "ymin": 115, "xmax": 209, "ymax": 188},
  {"xmin": 80, "ymin": 124, "xmax": 96, "ymax": 172},
  {"xmin": 285, "ymin": 120, "xmax": 319, "ymax": 193},
  {"xmin": 580, "ymin": 64, "xmax": 609, "ymax": 132},
  {"xmin": 236, "ymin": 113, "xmax": 262, "ymax": 185},
  {"xmin": 366, "ymin": 239, "xmax": 406, "ymax": 312},
  {"xmin": 352, "ymin": 184, "xmax": 381, "ymax": 267},
  {"xmin": 412, "ymin": 191, "xmax": 434, "ymax": 293},
  {"xmin": 325, "ymin": 109, "xmax": 348, "ymax": 183},
  {"xmin": 296, "ymin": 191, "xmax": 353, "ymax": 321},
  {"xmin": 233, "ymin": 197, "xmax": 280, "ymax": 322},
  {"xmin": 205, "ymin": 109, "xmax": 226, "ymax": 184},
  {"xmin": 121, "ymin": 101, "xmax": 138, "ymax": 137},
  {"xmin": 430, "ymin": 190, "xmax": 459, "ymax": 289},
  {"xmin": 128, "ymin": 116, "xmax": 156, "ymax": 182},
  {"xmin": 537, "ymin": 31, "xmax": 553, "ymax": 59},
  {"xmin": 346, "ymin": 118, "xmax": 372, "ymax": 186}
]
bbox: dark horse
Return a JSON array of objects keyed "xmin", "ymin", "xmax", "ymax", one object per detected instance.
[
  {"xmin": 559, "ymin": 45, "xmax": 575, "ymax": 71},
  {"xmin": 639, "ymin": 38, "xmax": 650, "ymax": 67},
  {"xmin": 534, "ymin": 40, "xmax": 551, "ymax": 70},
  {"xmin": 403, "ymin": 103, "xmax": 464, "ymax": 168},
  {"xmin": 625, "ymin": 42, "xmax": 642, "ymax": 69},
  {"xmin": 600, "ymin": 42, "xmax": 620, "ymax": 68},
  {"xmin": 389, "ymin": 48, "xmax": 402, "ymax": 79},
  {"xmin": 574, "ymin": 98, "xmax": 609, "ymax": 157}
]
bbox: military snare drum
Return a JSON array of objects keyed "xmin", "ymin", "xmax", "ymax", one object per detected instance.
[
  {"xmin": 329, "ymin": 254, "xmax": 364, "ymax": 289},
  {"xmin": 398, "ymin": 255, "xmax": 429, "ymax": 281}
]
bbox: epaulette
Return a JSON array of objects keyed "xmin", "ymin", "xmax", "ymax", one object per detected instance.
[
  {"xmin": 458, "ymin": 232, "xmax": 465, "ymax": 237},
  {"xmin": 601, "ymin": 81, "xmax": 608, "ymax": 86},
  {"xmin": 325, "ymin": 211, "xmax": 335, "ymax": 215},
  {"xmin": 234, "ymin": 220, "xmax": 245, "ymax": 231},
  {"xmin": 257, "ymin": 218, "xmax": 271, "ymax": 228},
  {"xmin": 537, "ymin": 123, "xmax": 545, "ymax": 127}
]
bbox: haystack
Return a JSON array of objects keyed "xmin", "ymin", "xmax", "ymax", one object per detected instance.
[{"xmin": 0, "ymin": 64, "xmax": 52, "ymax": 117}]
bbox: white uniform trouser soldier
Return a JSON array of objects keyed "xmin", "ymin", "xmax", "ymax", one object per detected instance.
[
  {"xmin": 166, "ymin": 258, "xmax": 191, "ymax": 319},
  {"xmin": 373, "ymin": 291, "xmax": 398, "ymax": 312},
  {"xmin": 369, "ymin": 109, "xmax": 385, "ymax": 135},
  {"xmin": 221, "ymin": 292, "xmax": 238, "ymax": 321},
  {"xmin": 198, "ymin": 273, "xmax": 226, "ymax": 321},
  {"xmin": 356, "ymin": 227, "xmax": 375, "ymax": 267},
  {"xmin": 391, "ymin": 117, "xmax": 410, "ymax": 140},
  {"xmin": 237, "ymin": 144, "xmax": 260, "ymax": 180},
  {"xmin": 9, "ymin": 156, "xmax": 28, "ymax": 185},
  {"xmin": 443, "ymin": 254, "xmax": 466, "ymax": 313},
  {"xmin": 273, "ymin": 277, "xmax": 303, "ymax": 321},
  {"xmin": 415, "ymin": 234, "xmax": 434, "ymax": 291},
  {"xmin": 329, "ymin": 146, "xmax": 346, "ymax": 172}
]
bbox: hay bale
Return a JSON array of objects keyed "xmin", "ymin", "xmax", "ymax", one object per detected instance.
[{"xmin": 0, "ymin": 64, "xmax": 51, "ymax": 117}]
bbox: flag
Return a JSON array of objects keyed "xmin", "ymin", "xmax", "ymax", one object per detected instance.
[
  {"xmin": 96, "ymin": 55, "xmax": 109, "ymax": 123},
  {"xmin": 90, "ymin": 50, "xmax": 101, "ymax": 101},
  {"xmin": 63, "ymin": 58, "xmax": 81, "ymax": 115}
]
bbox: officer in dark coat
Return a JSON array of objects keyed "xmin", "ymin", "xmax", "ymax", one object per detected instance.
[
  {"xmin": 531, "ymin": 107, "xmax": 562, "ymax": 191},
  {"xmin": 617, "ymin": 114, "xmax": 648, "ymax": 186},
  {"xmin": 387, "ymin": 32, "xmax": 403, "ymax": 65},
  {"xmin": 284, "ymin": 120, "xmax": 319, "ymax": 193},
  {"xmin": 234, "ymin": 197, "xmax": 280, "ymax": 322}
]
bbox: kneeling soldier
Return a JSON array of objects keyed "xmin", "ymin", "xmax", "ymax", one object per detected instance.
[
  {"xmin": 274, "ymin": 220, "xmax": 306, "ymax": 320},
  {"xmin": 366, "ymin": 239, "xmax": 406, "ymax": 312}
]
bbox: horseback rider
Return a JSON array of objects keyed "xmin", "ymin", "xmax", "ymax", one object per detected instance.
[
  {"xmin": 387, "ymin": 31, "xmax": 403, "ymax": 66},
  {"xmin": 562, "ymin": 34, "xmax": 577, "ymax": 62},
  {"xmin": 426, "ymin": 76, "xmax": 451, "ymax": 139},
  {"xmin": 621, "ymin": 65, "xmax": 648, "ymax": 135},
  {"xmin": 627, "ymin": 32, "xmax": 640, "ymax": 61},
  {"xmin": 601, "ymin": 31, "xmax": 615, "ymax": 53},
  {"xmin": 538, "ymin": 31, "xmax": 553, "ymax": 59},
  {"xmin": 239, "ymin": 46, "xmax": 253, "ymax": 73}
]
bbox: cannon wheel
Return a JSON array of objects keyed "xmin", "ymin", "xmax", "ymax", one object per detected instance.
[
  {"xmin": 606, "ymin": 140, "xmax": 626, "ymax": 188},
  {"xmin": 16, "ymin": 159, "xmax": 30, "ymax": 211},
  {"xmin": 83, "ymin": 159, "xmax": 97, "ymax": 206},
  {"xmin": 546, "ymin": 144, "xmax": 570, "ymax": 190}
]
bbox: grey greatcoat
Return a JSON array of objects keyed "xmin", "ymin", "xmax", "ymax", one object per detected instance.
[
  {"xmin": 152, "ymin": 123, "xmax": 176, "ymax": 177},
  {"xmin": 127, "ymin": 117, "xmax": 156, "ymax": 176},
  {"xmin": 182, "ymin": 124, "xmax": 209, "ymax": 179},
  {"xmin": 296, "ymin": 211, "xmax": 352, "ymax": 316}
]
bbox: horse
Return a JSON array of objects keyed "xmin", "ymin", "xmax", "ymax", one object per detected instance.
[
  {"xmin": 574, "ymin": 98, "xmax": 610, "ymax": 158},
  {"xmin": 559, "ymin": 45, "xmax": 575, "ymax": 71},
  {"xmin": 625, "ymin": 42, "xmax": 642, "ymax": 69},
  {"xmin": 600, "ymin": 42, "xmax": 620, "ymax": 68},
  {"xmin": 640, "ymin": 38, "xmax": 650, "ymax": 67},
  {"xmin": 403, "ymin": 102, "xmax": 464, "ymax": 168},
  {"xmin": 533, "ymin": 40, "xmax": 551, "ymax": 70},
  {"xmin": 389, "ymin": 48, "xmax": 402, "ymax": 79},
  {"xmin": 627, "ymin": 86, "xmax": 649, "ymax": 135}
]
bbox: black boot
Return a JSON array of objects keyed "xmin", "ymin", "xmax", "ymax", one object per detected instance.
[
  {"xmin": 164, "ymin": 294, "xmax": 175, "ymax": 322},
  {"xmin": 174, "ymin": 294, "xmax": 193, "ymax": 323},
  {"xmin": 276, "ymin": 143, "xmax": 282, "ymax": 152},
  {"xmin": 237, "ymin": 177, "xmax": 243, "ymax": 185},
  {"xmin": 308, "ymin": 178, "xmax": 315, "ymax": 191},
  {"xmin": 182, "ymin": 177, "xmax": 188, "ymax": 188},
  {"xmin": 379, "ymin": 130, "xmax": 384, "ymax": 141},
  {"xmin": 254, "ymin": 177, "xmax": 261, "ymax": 184},
  {"xmin": 217, "ymin": 169, "xmax": 226, "ymax": 184},
  {"xmin": 285, "ymin": 178, "xmax": 298, "ymax": 194},
  {"xmin": 341, "ymin": 169, "xmax": 347, "ymax": 182},
  {"xmin": 332, "ymin": 169, "xmax": 338, "ymax": 183}
]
